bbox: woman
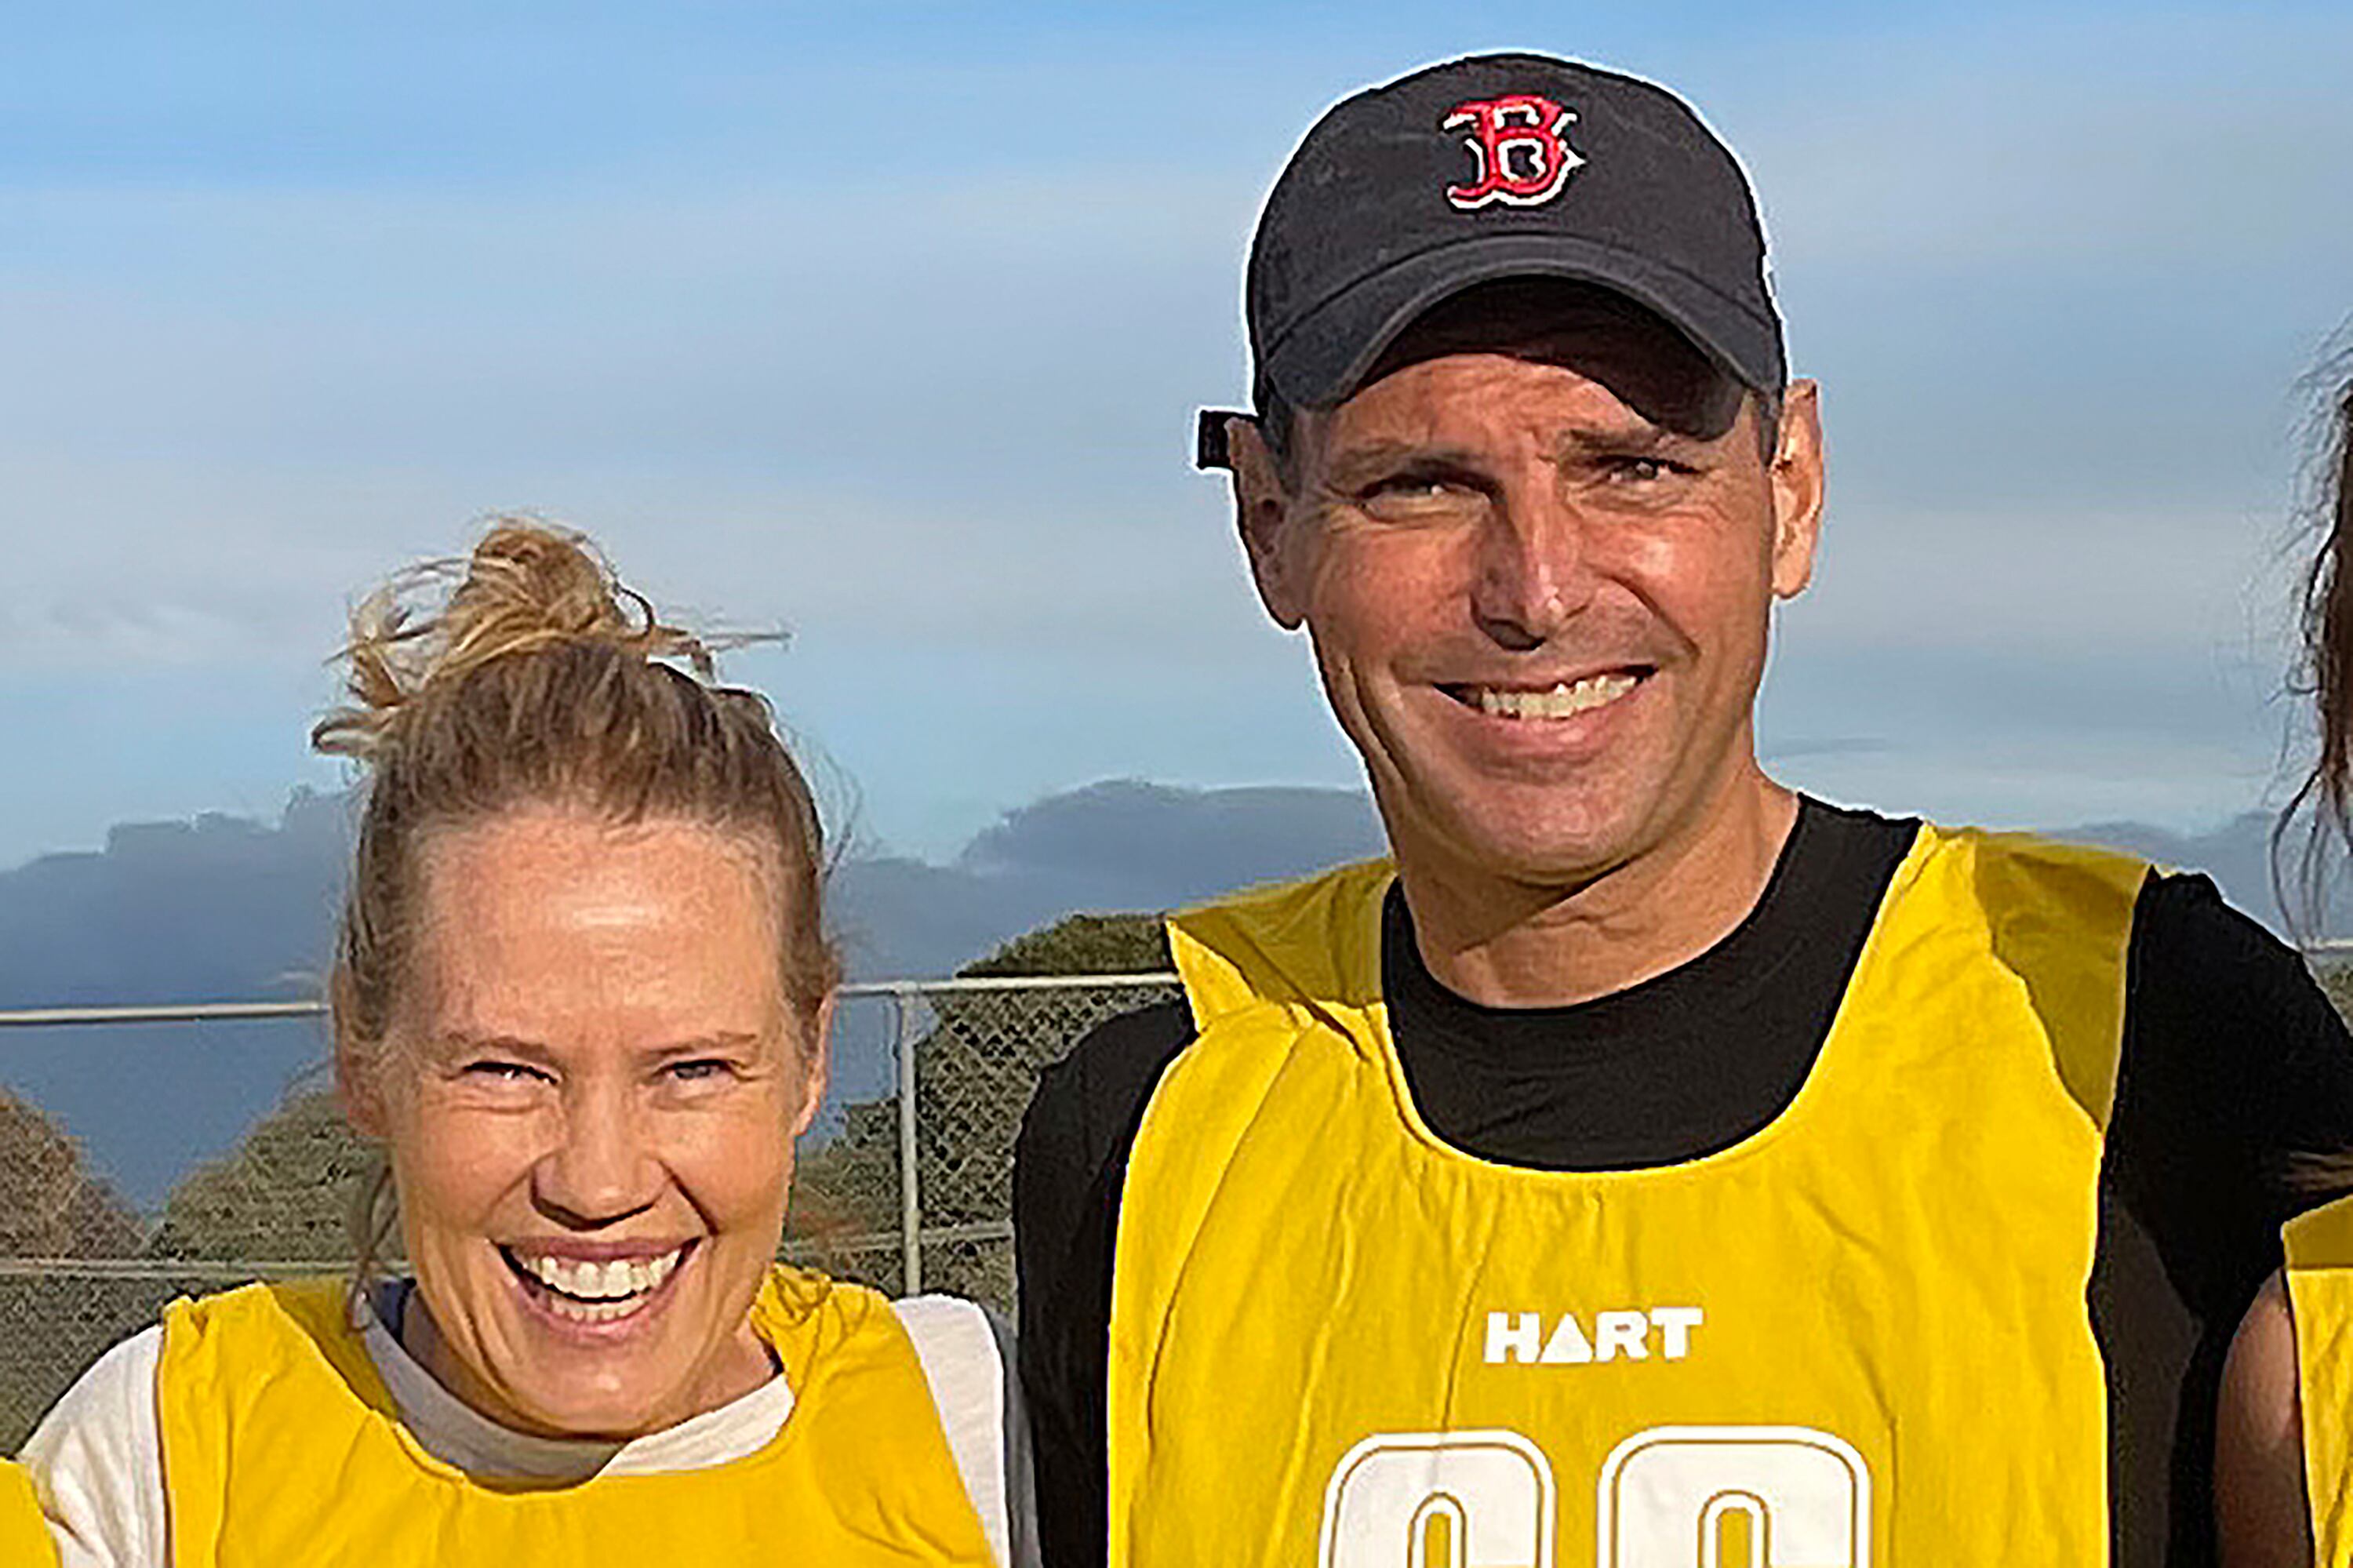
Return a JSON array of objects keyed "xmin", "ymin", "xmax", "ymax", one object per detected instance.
[
  {"xmin": 20, "ymin": 523, "xmax": 1024, "ymax": 1566},
  {"xmin": 2217, "ymin": 366, "xmax": 2353, "ymax": 1568}
]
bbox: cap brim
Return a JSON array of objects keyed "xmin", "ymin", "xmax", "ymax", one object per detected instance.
[{"xmin": 1260, "ymin": 232, "xmax": 1784, "ymax": 413}]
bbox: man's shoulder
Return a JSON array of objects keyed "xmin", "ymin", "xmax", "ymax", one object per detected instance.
[
  {"xmin": 1045, "ymin": 999, "xmax": 1197, "ymax": 1099},
  {"xmin": 1913, "ymin": 817, "xmax": 2148, "ymax": 877},
  {"xmin": 1023, "ymin": 999, "xmax": 1197, "ymax": 1174},
  {"xmin": 1169, "ymin": 857, "xmax": 1394, "ymax": 922},
  {"xmin": 1887, "ymin": 817, "xmax": 2157, "ymax": 931},
  {"xmin": 1903, "ymin": 816, "xmax": 2282, "ymax": 962}
]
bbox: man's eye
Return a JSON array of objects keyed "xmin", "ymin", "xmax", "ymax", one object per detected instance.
[
  {"xmin": 1358, "ymin": 476, "xmax": 1483, "ymax": 517},
  {"xmin": 1602, "ymin": 456, "xmax": 1688, "ymax": 485},
  {"xmin": 1368, "ymin": 478, "xmax": 1452, "ymax": 500}
]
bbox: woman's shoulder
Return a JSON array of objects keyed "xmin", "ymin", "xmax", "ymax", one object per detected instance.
[
  {"xmin": 23, "ymin": 1275, "xmax": 355, "ymax": 1461},
  {"xmin": 889, "ymin": 1293, "xmax": 1028, "ymax": 1568},
  {"xmin": 889, "ymin": 1294, "xmax": 1009, "ymax": 1395},
  {"xmin": 19, "ymin": 1323, "xmax": 169, "ymax": 1568},
  {"xmin": 756, "ymin": 1268, "xmax": 1002, "ymax": 1377},
  {"xmin": 755, "ymin": 1264, "xmax": 1002, "ymax": 1363},
  {"xmin": 757, "ymin": 1270, "xmax": 1029, "ymax": 1566},
  {"xmin": 24, "ymin": 1322, "xmax": 164, "ymax": 1459},
  {"xmin": 157, "ymin": 1275, "xmax": 350, "ymax": 1339},
  {"xmin": 0, "ymin": 1455, "xmax": 59, "ymax": 1567}
]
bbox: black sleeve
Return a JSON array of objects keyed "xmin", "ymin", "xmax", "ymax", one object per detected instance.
[
  {"xmin": 1012, "ymin": 1000, "xmax": 1195, "ymax": 1568},
  {"xmin": 2111, "ymin": 872, "xmax": 2353, "ymax": 1309},
  {"xmin": 2101, "ymin": 871, "xmax": 2353, "ymax": 1562}
]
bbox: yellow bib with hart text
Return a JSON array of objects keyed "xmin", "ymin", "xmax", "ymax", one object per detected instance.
[
  {"xmin": 1109, "ymin": 825, "xmax": 2145, "ymax": 1566},
  {"xmin": 156, "ymin": 1266, "xmax": 995, "ymax": 1566}
]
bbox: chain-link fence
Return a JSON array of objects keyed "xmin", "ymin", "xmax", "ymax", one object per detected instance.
[{"xmin": 0, "ymin": 974, "xmax": 1178, "ymax": 1452}]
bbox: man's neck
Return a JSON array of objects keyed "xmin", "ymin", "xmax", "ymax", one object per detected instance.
[{"xmin": 1396, "ymin": 769, "xmax": 1800, "ymax": 1009}]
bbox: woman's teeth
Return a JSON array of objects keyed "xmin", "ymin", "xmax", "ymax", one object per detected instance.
[
  {"xmin": 507, "ymin": 1246, "xmax": 686, "ymax": 1321},
  {"xmin": 1473, "ymin": 673, "xmax": 1638, "ymax": 720}
]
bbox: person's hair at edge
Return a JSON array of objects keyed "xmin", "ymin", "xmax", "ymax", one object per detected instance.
[
  {"xmin": 312, "ymin": 519, "xmax": 840, "ymax": 1285},
  {"xmin": 2279, "ymin": 344, "xmax": 2353, "ymax": 935}
]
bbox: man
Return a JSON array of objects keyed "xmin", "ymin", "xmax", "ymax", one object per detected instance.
[{"xmin": 1014, "ymin": 53, "xmax": 2353, "ymax": 1565}]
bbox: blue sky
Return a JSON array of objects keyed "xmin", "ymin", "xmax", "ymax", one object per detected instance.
[{"xmin": 3, "ymin": 2, "xmax": 2351, "ymax": 868}]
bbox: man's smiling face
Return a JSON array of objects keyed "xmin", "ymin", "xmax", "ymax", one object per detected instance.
[{"xmin": 1235, "ymin": 283, "xmax": 1823, "ymax": 894}]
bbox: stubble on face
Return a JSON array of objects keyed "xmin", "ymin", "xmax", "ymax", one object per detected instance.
[{"xmin": 1241, "ymin": 284, "xmax": 1820, "ymax": 1000}]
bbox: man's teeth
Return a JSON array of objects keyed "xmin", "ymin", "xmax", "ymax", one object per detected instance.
[
  {"xmin": 1474, "ymin": 674, "xmax": 1638, "ymax": 720},
  {"xmin": 512, "ymin": 1246, "xmax": 686, "ymax": 1308}
]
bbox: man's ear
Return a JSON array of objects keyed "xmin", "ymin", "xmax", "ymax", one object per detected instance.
[
  {"xmin": 791, "ymin": 993, "xmax": 835, "ymax": 1139},
  {"xmin": 1227, "ymin": 416, "xmax": 1310, "ymax": 630},
  {"xmin": 1768, "ymin": 380, "xmax": 1825, "ymax": 600}
]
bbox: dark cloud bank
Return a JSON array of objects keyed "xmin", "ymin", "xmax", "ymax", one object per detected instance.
[{"xmin": 0, "ymin": 782, "xmax": 2326, "ymax": 1208}]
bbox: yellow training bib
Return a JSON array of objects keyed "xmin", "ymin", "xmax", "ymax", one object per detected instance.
[
  {"xmin": 1110, "ymin": 825, "xmax": 2145, "ymax": 1566},
  {"xmin": 0, "ymin": 1457, "xmax": 60, "ymax": 1568},
  {"xmin": 158, "ymin": 1265, "xmax": 996, "ymax": 1566},
  {"xmin": 2285, "ymin": 1196, "xmax": 2353, "ymax": 1563}
]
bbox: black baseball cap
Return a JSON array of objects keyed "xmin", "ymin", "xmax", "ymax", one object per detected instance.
[{"xmin": 1198, "ymin": 52, "xmax": 1782, "ymax": 469}]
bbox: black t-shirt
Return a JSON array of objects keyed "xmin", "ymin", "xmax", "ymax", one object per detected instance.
[{"xmin": 1011, "ymin": 798, "xmax": 2353, "ymax": 1567}]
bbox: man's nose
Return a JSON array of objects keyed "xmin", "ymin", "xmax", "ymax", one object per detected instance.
[
  {"xmin": 533, "ymin": 1080, "xmax": 661, "ymax": 1227},
  {"xmin": 1471, "ymin": 486, "xmax": 1595, "ymax": 650}
]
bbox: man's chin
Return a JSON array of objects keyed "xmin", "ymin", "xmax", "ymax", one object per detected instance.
[{"xmin": 1400, "ymin": 790, "xmax": 1646, "ymax": 888}]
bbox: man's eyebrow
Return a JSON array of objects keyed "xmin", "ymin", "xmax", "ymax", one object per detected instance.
[
  {"xmin": 1552, "ymin": 421, "xmax": 1707, "ymax": 457},
  {"xmin": 1318, "ymin": 442, "xmax": 1492, "ymax": 487},
  {"xmin": 1322, "ymin": 424, "xmax": 1713, "ymax": 487}
]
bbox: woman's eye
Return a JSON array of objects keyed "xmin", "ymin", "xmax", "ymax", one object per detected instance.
[{"xmin": 463, "ymin": 1060, "xmax": 544, "ymax": 1083}]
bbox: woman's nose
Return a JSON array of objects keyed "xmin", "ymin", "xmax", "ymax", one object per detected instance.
[{"xmin": 532, "ymin": 1083, "xmax": 661, "ymax": 1227}]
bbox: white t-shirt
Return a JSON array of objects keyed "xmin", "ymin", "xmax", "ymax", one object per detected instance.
[{"xmin": 20, "ymin": 1288, "xmax": 1029, "ymax": 1568}]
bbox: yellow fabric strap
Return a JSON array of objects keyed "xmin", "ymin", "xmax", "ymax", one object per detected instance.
[
  {"xmin": 156, "ymin": 1266, "xmax": 995, "ymax": 1566},
  {"xmin": 2286, "ymin": 1197, "xmax": 2353, "ymax": 1564},
  {"xmin": 1115, "ymin": 828, "xmax": 2146, "ymax": 1566},
  {"xmin": 0, "ymin": 1457, "xmax": 60, "ymax": 1568}
]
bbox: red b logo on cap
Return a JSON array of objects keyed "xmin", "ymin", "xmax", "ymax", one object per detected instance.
[{"xmin": 1442, "ymin": 94, "xmax": 1585, "ymax": 210}]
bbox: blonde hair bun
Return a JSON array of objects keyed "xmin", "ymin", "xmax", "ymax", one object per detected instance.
[
  {"xmin": 314, "ymin": 519, "xmax": 725, "ymax": 764},
  {"xmin": 316, "ymin": 518, "xmax": 836, "ymax": 1290},
  {"xmin": 318, "ymin": 508, "xmax": 836, "ymax": 1050}
]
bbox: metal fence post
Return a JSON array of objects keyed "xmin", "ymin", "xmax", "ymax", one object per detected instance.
[{"xmin": 893, "ymin": 990, "xmax": 923, "ymax": 1295}]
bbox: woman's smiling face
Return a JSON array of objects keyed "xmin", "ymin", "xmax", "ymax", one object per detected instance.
[{"xmin": 349, "ymin": 808, "xmax": 825, "ymax": 1439}]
